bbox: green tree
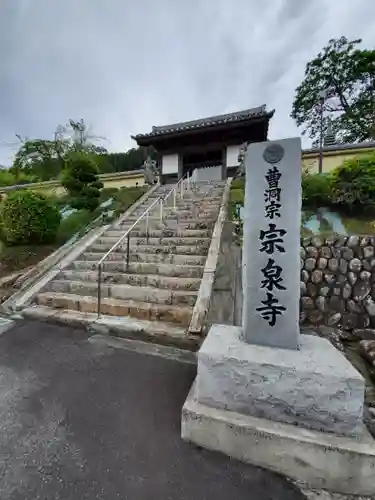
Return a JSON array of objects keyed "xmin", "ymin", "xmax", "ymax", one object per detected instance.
[
  {"xmin": 0, "ymin": 169, "xmax": 32, "ymax": 187},
  {"xmin": 97, "ymin": 147, "xmax": 156, "ymax": 173},
  {"xmin": 291, "ymin": 37, "xmax": 375, "ymax": 143},
  {"xmin": 64, "ymin": 119, "xmax": 107, "ymax": 154},
  {"xmin": 11, "ymin": 119, "xmax": 107, "ymax": 182},
  {"xmin": 0, "ymin": 191, "xmax": 61, "ymax": 245},
  {"xmin": 10, "ymin": 136, "xmax": 69, "ymax": 181},
  {"xmin": 61, "ymin": 151, "xmax": 103, "ymax": 211}
]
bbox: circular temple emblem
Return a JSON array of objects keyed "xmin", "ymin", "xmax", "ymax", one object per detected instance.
[{"xmin": 263, "ymin": 143, "xmax": 285, "ymax": 164}]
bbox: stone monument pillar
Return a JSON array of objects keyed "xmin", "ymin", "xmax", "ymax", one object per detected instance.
[
  {"xmin": 181, "ymin": 139, "xmax": 373, "ymax": 494},
  {"xmin": 242, "ymin": 138, "xmax": 301, "ymax": 349},
  {"xmin": 188, "ymin": 138, "xmax": 364, "ymax": 434}
]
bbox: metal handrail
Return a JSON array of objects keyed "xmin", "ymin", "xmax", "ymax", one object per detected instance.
[{"xmin": 96, "ymin": 173, "xmax": 190, "ymax": 317}]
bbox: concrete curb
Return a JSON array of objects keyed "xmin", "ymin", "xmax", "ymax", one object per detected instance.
[
  {"xmin": 182, "ymin": 382, "xmax": 375, "ymax": 496},
  {"xmin": 1, "ymin": 184, "xmax": 158, "ymax": 314},
  {"xmin": 188, "ymin": 178, "xmax": 232, "ymax": 334}
]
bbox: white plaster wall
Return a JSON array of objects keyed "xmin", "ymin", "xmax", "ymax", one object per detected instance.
[
  {"xmin": 162, "ymin": 154, "xmax": 179, "ymax": 174},
  {"xmin": 226, "ymin": 145, "xmax": 241, "ymax": 168}
]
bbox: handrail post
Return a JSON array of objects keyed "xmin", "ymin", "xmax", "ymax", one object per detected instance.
[
  {"xmin": 95, "ymin": 180, "xmax": 183, "ymax": 292},
  {"xmin": 180, "ymin": 179, "xmax": 184, "ymax": 199},
  {"xmin": 160, "ymin": 198, "xmax": 163, "ymax": 222},
  {"xmin": 126, "ymin": 232, "xmax": 131, "ymax": 270},
  {"xmin": 97, "ymin": 263, "xmax": 102, "ymax": 318}
]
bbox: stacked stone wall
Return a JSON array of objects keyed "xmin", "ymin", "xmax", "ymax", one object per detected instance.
[{"xmin": 300, "ymin": 235, "xmax": 375, "ymax": 329}]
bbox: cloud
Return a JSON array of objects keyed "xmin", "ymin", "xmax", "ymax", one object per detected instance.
[{"xmin": 0, "ymin": 0, "xmax": 374, "ymax": 165}]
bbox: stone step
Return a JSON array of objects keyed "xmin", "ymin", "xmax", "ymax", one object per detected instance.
[
  {"xmin": 117, "ymin": 220, "xmax": 213, "ymax": 231},
  {"xmin": 152, "ymin": 186, "xmax": 172, "ymax": 191},
  {"xmin": 69, "ymin": 260, "xmax": 204, "ymax": 277},
  {"xmin": 155, "ymin": 207, "xmax": 219, "ymax": 216},
  {"xmin": 125, "ymin": 214, "xmax": 216, "ymax": 224},
  {"xmin": 48, "ymin": 280, "xmax": 198, "ymax": 306},
  {"xmin": 186, "ymin": 191, "xmax": 223, "ymax": 198},
  {"xmin": 165, "ymin": 199, "xmax": 221, "ymax": 207},
  {"xmin": 151, "ymin": 196, "xmax": 221, "ymax": 206},
  {"xmin": 134, "ymin": 198, "xmax": 222, "ymax": 209},
  {"xmin": 187, "ymin": 188, "xmax": 223, "ymax": 193},
  {"xmin": 135, "ymin": 202, "xmax": 219, "ymax": 211},
  {"xmin": 131, "ymin": 208, "xmax": 219, "ymax": 219},
  {"xmin": 179, "ymin": 211, "xmax": 219, "ymax": 220},
  {"xmin": 104, "ymin": 228, "xmax": 211, "ymax": 238},
  {"xmin": 89, "ymin": 242, "xmax": 209, "ymax": 255},
  {"xmin": 184, "ymin": 187, "xmax": 223, "ymax": 192},
  {"xmin": 81, "ymin": 251, "xmax": 207, "ymax": 266},
  {"xmin": 152, "ymin": 187, "xmax": 172, "ymax": 193},
  {"xmin": 36, "ymin": 292, "xmax": 193, "ymax": 326},
  {"xmin": 97, "ymin": 236, "xmax": 211, "ymax": 247},
  {"xmin": 171, "ymin": 187, "xmax": 223, "ymax": 193},
  {"xmin": 21, "ymin": 304, "xmax": 98, "ymax": 327},
  {"xmin": 21, "ymin": 306, "xmax": 199, "ymax": 350},
  {"xmin": 160, "ymin": 199, "xmax": 220, "ymax": 208},
  {"xmin": 195, "ymin": 182, "xmax": 226, "ymax": 187},
  {"xmin": 59, "ymin": 270, "xmax": 201, "ymax": 290},
  {"xmin": 168, "ymin": 200, "xmax": 221, "ymax": 209}
]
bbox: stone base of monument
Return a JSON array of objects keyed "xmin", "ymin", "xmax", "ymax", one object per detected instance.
[{"xmin": 181, "ymin": 324, "xmax": 375, "ymax": 495}]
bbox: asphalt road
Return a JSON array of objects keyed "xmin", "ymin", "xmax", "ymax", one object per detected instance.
[{"xmin": 0, "ymin": 320, "xmax": 307, "ymax": 500}]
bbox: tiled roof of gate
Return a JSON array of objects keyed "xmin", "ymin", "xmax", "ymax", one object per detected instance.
[{"xmin": 132, "ymin": 105, "xmax": 274, "ymax": 139}]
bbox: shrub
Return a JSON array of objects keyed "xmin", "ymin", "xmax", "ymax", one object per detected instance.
[
  {"xmin": 61, "ymin": 152, "xmax": 103, "ymax": 212},
  {"xmin": 329, "ymin": 153, "xmax": 375, "ymax": 213},
  {"xmin": 301, "ymin": 169, "xmax": 332, "ymax": 208},
  {"xmin": 0, "ymin": 191, "xmax": 61, "ymax": 245},
  {"xmin": 0, "ymin": 170, "xmax": 34, "ymax": 187},
  {"xmin": 0, "ymin": 170, "xmax": 18, "ymax": 187}
]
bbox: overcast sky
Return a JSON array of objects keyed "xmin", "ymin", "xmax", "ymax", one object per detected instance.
[{"xmin": 1, "ymin": 0, "xmax": 375, "ymax": 166}]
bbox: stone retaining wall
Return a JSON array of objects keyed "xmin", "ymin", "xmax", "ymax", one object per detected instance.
[{"xmin": 300, "ymin": 235, "xmax": 375, "ymax": 329}]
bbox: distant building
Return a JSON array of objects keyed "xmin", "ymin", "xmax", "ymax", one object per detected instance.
[
  {"xmin": 132, "ymin": 106, "xmax": 274, "ymax": 184},
  {"xmin": 133, "ymin": 107, "xmax": 375, "ymax": 181}
]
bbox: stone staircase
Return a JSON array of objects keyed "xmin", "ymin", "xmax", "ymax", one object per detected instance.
[{"xmin": 22, "ymin": 180, "xmax": 226, "ymax": 349}]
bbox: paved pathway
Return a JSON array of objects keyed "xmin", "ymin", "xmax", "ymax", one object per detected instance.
[{"xmin": 0, "ymin": 320, "xmax": 306, "ymax": 500}]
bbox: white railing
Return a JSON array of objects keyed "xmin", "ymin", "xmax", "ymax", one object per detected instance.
[{"xmin": 96, "ymin": 173, "xmax": 191, "ymax": 316}]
